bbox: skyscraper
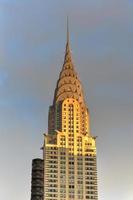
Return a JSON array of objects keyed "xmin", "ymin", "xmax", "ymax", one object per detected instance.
[{"xmin": 31, "ymin": 22, "xmax": 98, "ymax": 200}]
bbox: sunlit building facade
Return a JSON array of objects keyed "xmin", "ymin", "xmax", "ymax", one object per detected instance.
[{"xmin": 43, "ymin": 25, "xmax": 98, "ymax": 200}]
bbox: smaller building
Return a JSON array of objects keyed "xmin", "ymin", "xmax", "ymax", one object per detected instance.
[{"xmin": 31, "ymin": 158, "xmax": 44, "ymax": 200}]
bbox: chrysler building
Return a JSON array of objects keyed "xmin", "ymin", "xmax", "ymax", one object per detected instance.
[{"xmin": 31, "ymin": 22, "xmax": 98, "ymax": 200}]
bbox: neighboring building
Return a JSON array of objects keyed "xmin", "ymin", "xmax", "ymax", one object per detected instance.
[
  {"xmin": 31, "ymin": 23, "xmax": 98, "ymax": 200},
  {"xmin": 31, "ymin": 159, "xmax": 44, "ymax": 200}
]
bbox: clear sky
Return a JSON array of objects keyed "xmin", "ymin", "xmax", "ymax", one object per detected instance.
[{"xmin": 0, "ymin": 0, "xmax": 133, "ymax": 200}]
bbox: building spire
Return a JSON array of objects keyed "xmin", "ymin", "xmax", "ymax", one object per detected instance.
[
  {"xmin": 53, "ymin": 19, "xmax": 86, "ymax": 105},
  {"xmin": 63, "ymin": 17, "xmax": 73, "ymax": 70},
  {"xmin": 66, "ymin": 16, "xmax": 70, "ymax": 49},
  {"xmin": 65, "ymin": 16, "xmax": 71, "ymax": 57}
]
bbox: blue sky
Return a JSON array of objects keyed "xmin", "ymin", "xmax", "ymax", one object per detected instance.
[{"xmin": 0, "ymin": 0, "xmax": 133, "ymax": 200}]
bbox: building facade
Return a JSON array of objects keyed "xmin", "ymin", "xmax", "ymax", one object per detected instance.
[
  {"xmin": 31, "ymin": 24, "xmax": 98, "ymax": 200},
  {"xmin": 31, "ymin": 159, "xmax": 44, "ymax": 200}
]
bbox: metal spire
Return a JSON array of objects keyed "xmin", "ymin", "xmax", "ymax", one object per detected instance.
[
  {"xmin": 67, "ymin": 16, "xmax": 69, "ymax": 47},
  {"xmin": 53, "ymin": 18, "xmax": 85, "ymax": 105},
  {"xmin": 66, "ymin": 16, "xmax": 71, "ymax": 54}
]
